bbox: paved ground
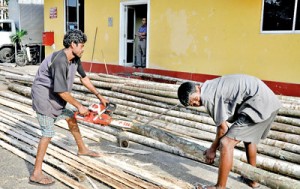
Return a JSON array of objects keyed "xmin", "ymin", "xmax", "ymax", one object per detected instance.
[{"xmin": 0, "ymin": 63, "xmax": 270, "ymax": 189}]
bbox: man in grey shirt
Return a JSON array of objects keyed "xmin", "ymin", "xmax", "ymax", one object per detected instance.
[
  {"xmin": 177, "ymin": 74, "xmax": 282, "ymax": 189},
  {"xmin": 29, "ymin": 30, "xmax": 108, "ymax": 186}
]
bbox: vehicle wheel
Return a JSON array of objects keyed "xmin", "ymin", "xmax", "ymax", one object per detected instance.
[
  {"xmin": 0, "ymin": 47, "xmax": 14, "ymax": 63},
  {"xmin": 15, "ymin": 52, "xmax": 28, "ymax": 66}
]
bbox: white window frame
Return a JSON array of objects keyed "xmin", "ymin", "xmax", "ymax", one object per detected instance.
[{"xmin": 261, "ymin": 0, "xmax": 300, "ymax": 34}]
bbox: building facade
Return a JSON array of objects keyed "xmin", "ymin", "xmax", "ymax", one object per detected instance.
[
  {"xmin": 43, "ymin": 0, "xmax": 300, "ymax": 96},
  {"xmin": 0, "ymin": 0, "xmax": 8, "ymax": 19}
]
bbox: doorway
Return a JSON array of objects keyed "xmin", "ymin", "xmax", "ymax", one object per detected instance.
[{"xmin": 119, "ymin": 1, "xmax": 148, "ymax": 67}]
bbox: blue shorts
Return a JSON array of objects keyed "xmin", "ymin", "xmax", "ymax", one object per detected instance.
[{"xmin": 36, "ymin": 109, "xmax": 74, "ymax": 137}]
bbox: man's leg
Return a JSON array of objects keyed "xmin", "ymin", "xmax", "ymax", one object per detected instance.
[
  {"xmin": 66, "ymin": 117, "xmax": 100, "ymax": 157},
  {"xmin": 30, "ymin": 113, "xmax": 56, "ymax": 185},
  {"xmin": 30, "ymin": 137, "xmax": 54, "ymax": 185},
  {"xmin": 141, "ymin": 40, "xmax": 146, "ymax": 67},
  {"xmin": 215, "ymin": 136, "xmax": 240, "ymax": 189},
  {"xmin": 135, "ymin": 43, "xmax": 142, "ymax": 67},
  {"xmin": 243, "ymin": 142, "xmax": 260, "ymax": 188},
  {"xmin": 196, "ymin": 137, "xmax": 239, "ymax": 189}
]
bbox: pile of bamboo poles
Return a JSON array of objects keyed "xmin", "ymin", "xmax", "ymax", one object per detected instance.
[{"xmin": 1, "ymin": 67, "xmax": 300, "ymax": 189}]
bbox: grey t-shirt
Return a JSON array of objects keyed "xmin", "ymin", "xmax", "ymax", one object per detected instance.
[
  {"xmin": 31, "ymin": 50, "xmax": 86, "ymax": 118},
  {"xmin": 200, "ymin": 74, "xmax": 282, "ymax": 126}
]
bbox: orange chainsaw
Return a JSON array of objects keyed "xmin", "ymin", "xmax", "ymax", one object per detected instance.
[{"xmin": 74, "ymin": 102, "xmax": 133, "ymax": 129}]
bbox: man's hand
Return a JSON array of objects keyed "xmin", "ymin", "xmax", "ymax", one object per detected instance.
[
  {"xmin": 204, "ymin": 147, "xmax": 216, "ymax": 164},
  {"xmin": 98, "ymin": 96, "xmax": 109, "ymax": 107},
  {"xmin": 78, "ymin": 105, "xmax": 89, "ymax": 116}
]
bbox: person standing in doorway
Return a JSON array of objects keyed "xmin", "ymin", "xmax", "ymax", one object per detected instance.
[{"xmin": 135, "ymin": 17, "xmax": 147, "ymax": 68}]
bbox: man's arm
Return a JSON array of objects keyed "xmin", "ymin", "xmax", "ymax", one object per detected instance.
[
  {"xmin": 204, "ymin": 121, "xmax": 228, "ymax": 164},
  {"xmin": 58, "ymin": 92, "xmax": 89, "ymax": 115},
  {"xmin": 80, "ymin": 76, "xmax": 109, "ymax": 106}
]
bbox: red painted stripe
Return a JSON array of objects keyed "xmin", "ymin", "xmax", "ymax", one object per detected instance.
[{"xmin": 82, "ymin": 62, "xmax": 300, "ymax": 97}]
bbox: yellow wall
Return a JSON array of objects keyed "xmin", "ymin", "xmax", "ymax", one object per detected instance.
[
  {"xmin": 150, "ymin": 0, "xmax": 300, "ymax": 83},
  {"xmin": 44, "ymin": 0, "xmax": 65, "ymax": 54},
  {"xmin": 84, "ymin": 0, "xmax": 120, "ymax": 64},
  {"xmin": 44, "ymin": 0, "xmax": 300, "ymax": 84}
]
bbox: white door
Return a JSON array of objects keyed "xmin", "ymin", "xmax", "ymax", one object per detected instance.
[{"xmin": 124, "ymin": 6, "xmax": 136, "ymax": 66}]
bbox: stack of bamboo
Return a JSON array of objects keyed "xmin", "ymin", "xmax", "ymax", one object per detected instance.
[{"xmin": 0, "ymin": 67, "xmax": 300, "ymax": 189}]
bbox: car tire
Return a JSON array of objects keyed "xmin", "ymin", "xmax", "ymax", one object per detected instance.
[{"xmin": 0, "ymin": 47, "xmax": 14, "ymax": 63}]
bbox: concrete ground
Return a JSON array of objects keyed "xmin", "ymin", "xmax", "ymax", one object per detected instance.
[{"xmin": 0, "ymin": 63, "xmax": 270, "ymax": 189}]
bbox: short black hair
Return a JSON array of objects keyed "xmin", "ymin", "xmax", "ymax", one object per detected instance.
[
  {"xmin": 177, "ymin": 82, "xmax": 197, "ymax": 106},
  {"xmin": 63, "ymin": 29, "xmax": 87, "ymax": 48}
]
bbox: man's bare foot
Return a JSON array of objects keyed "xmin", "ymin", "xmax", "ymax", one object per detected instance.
[
  {"xmin": 77, "ymin": 150, "xmax": 101, "ymax": 157},
  {"xmin": 29, "ymin": 174, "xmax": 55, "ymax": 185},
  {"xmin": 239, "ymin": 176, "xmax": 260, "ymax": 188}
]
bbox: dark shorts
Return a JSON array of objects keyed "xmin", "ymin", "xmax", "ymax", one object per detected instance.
[
  {"xmin": 36, "ymin": 109, "xmax": 74, "ymax": 137},
  {"xmin": 226, "ymin": 111, "xmax": 278, "ymax": 144}
]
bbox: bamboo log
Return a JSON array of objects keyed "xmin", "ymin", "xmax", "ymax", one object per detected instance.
[
  {"xmin": 8, "ymin": 82, "xmax": 32, "ymax": 97},
  {"xmin": 132, "ymin": 72, "xmax": 195, "ymax": 84},
  {"xmin": 275, "ymin": 115, "xmax": 300, "ymax": 127},
  {"xmin": 268, "ymin": 130, "xmax": 300, "ymax": 145},
  {"xmin": 124, "ymin": 80, "xmax": 179, "ymax": 92},
  {"xmin": 278, "ymin": 108, "xmax": 300, "ymax": 118},
  {"xmin": 0, "ymin": 66, "xmax": 27, "ymax": 75},
  {"xmin": 271, "ymin": 122, "xmax": 300, "ymax": 135},
  {"xmin": 0, "ymin": 96, "xmax": 34, "ymax": 115},
  {"xmin": 0, "ymin": 91, "xmax": 32, "ymax": 106},
  {"xmin": 5, "ymin": 74, "xmax": 34, "ymax": 83},
  {"xmin": 282, "ymin": 102, "xmax": 300, "ymax": 111},
  {"xmin": 86, "ymin": 73, "xmax": 127, "ymax": 83},
  {"xmin": 277, "ymin": 95, "xmax": 300, "ymax": 104},
  {"xmin": 260, "ymin": 138, "xmax": 300, "ymax": 154}
]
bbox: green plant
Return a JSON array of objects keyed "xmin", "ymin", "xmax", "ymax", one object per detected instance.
[
  {"xmin": 10, "ymin": 29, "xmax": 28, "ymax": 62},
  {"xmin": 10, "ymin": 29, "xmax": 27, "ymax": 45}
]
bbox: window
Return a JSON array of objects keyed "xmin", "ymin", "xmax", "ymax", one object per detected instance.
[
  {"xmin": 262, "ymin": 0, "xmax": 300, "ymax": 33},
  {"xmin": 65, "ymin": 0, "xmax": 84, "ymax": 32}
]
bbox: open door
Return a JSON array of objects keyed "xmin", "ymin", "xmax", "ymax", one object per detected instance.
[
  {"xmin": 124, "ymin": 6, "xmax": 136, "ymax": 66},
  {"xmin": 119, "ymin": 2, "xmax": 148, "ymax": 67}
]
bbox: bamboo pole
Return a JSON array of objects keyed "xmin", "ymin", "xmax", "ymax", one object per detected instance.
[
  {"xmin": 0, "ymin": 96, "xmax": 34, "ymax": 115},
  {"xmin": 132, "ymin": 72, "xmax": 195, "ymax": 84}
]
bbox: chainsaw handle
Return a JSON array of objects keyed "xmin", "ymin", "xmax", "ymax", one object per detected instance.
[{"xmin": 106, "ymin": 102, "xmax": 117, "ymax": 112}]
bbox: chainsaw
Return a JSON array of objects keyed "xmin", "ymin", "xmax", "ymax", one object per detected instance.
[{"xmin": 74, "ymin": 102, "xmax": 133, "ymax": 129}]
